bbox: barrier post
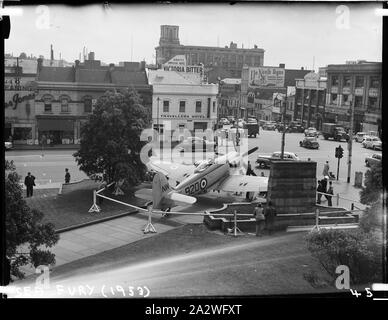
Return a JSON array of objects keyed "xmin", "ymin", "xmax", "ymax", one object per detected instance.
[
  {"xmin": 351, "ymin": 203, "xmax": 354, "ymax": 211},
  {"xmin": 88, "ymin": 190, "xmax": 101, "ymax": 213},
  {"xmin": 312, "ymin": 208, "xmax": 320, "ymax": 231},
  {"xmin": 143, "ymin": 205, "xmax": 157, "ymax": 234},
  {"xmin": 336, "ymin": 193, "xmax": 340, "ymax": 206},
  {"xmin": 232, "ymin": 210, "xmax": 243, "ymax": 237}
]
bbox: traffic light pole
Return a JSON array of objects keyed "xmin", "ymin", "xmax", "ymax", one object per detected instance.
[
  {"xmin": 280, "ymin": 95, "xmax": 287, "ymax": 160},
  {"xmin": 347, "ymin": 98, "xmax": 355, "ymax": 183},
  {"xmin": 337, "ymin": 157, "xmax": 340, "ymax": 181}
]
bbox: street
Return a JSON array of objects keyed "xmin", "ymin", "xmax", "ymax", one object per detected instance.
[{"xmin": 5, "ymin": 150, "xmax": 88, "ymax": 186}]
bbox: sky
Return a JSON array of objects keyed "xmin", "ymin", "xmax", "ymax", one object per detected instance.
[{"xmin": 5, "ymin": 2, "xmax": 382, "ymax": 70}]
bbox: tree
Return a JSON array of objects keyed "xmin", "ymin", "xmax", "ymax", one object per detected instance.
[
  {"xmin": 19, "ymin": 52, "xmax": 27, "ymax": 59},
  {"xmin": 73, "ymin": 88, "xmax": 150, "ymax": 189},
  {"xmin": 360, "ymin": 162, "xmax": 383, "ymax": 205},
  {"xmin": 5, "ymin": 160, "xmax": 59, "ymax": 280}
]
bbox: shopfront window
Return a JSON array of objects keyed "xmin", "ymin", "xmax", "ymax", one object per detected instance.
[
  {"xmin": 343, "ymin": 94, "xmax": 350, "ymax": 105},
  {"xmin": 355, "ymin": 96, "xmax": 363, "ymax": 108},
  {"xmin": 13, "ymin": 127, "xmax": 32, "ymax": 141},
  {"xmin": 163, "ymin": 100, "xmax": 169, "ymax": 113},
  {"xmin": 331, "ymin": 93, "xmax": 338, "ymax": 104},
  {"xmin": 368, "ymin": 97, "xmax": 378, "ymax": 110}
]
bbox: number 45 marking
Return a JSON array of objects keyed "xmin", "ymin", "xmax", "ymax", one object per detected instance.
[{"xmin": 350, "ymin": 288, "xmax": 373, "ymax": 298}]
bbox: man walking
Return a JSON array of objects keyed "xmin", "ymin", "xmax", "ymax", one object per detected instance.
[
  {"xmin": 253, "ymin": 203, "xmax": 265, "ymax": 237},
  {"xmin": 24, "ymin": 172, "xmax": 36, "ymax": 197},
  {"xmin": 317, "ymin": 180, "xmax": 323, "ymax": 204},
  {"xmin": 65, "ymin": 168, "xmax": 71, "ymax": 184},
  {"xmin": 264, "ymin": 201, "xmax": 277, "ymax": 235},
  {"xmin": 326, "ymin": 181, "xmax": 334, "ymax": 207}
]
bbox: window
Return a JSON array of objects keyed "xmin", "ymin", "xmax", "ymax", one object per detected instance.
[
  {"xmin": 343, "ymin": 76, "xmax": 351, "ymax": 87},
  {"xmin": 84, "ymin": 98, "xmax": 92, "ymax": 113},
  {"xmin": 355, "ymin": 96, "xmax": 363, "ymax": 108},
  {"xmin": 355, "ymin": 76, "xmax": 364, "ymax": 88},
  {"xmin": 370, "ymin": 76, "xmax": 380, "ymax": 88},
  {"xmin": 331, "ymin": 93, "xmax": 338, "ymax": 104},
  {"xmin": 163, "ymin": 100, "xmax": 169, "ymax": 113},
  {"xmin": 343, "ymin": 94, "xmax": 350, "ymax": 105},
  {"xmin": 179, "ymin": 101, "xmax": 186, "ymax": 113},
  {"xmin": 43, "ymin": 95, "xmax": 53, "ymax": 112},
  {"xmin": 331, "ymin": 75, "xmax": 339, "ymax": 86},
  {"xmin": 368, "ymin": 97, "xmax": 378, "ymax": 109},
  {"xmin": 61, "ymin": 98, "xmax": 69, "ymax": 112},
  {"xmin": 212, "ymin": 101, "xmax": 216, "ymax": 113},
  {"xmin": 196, "ymin": 101, "xmax": 202, "ymax": 113}
]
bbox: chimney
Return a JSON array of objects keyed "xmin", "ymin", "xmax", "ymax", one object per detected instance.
[
  {"xmin": 37, "ymin": 57, "xmax": 43, "ymax": 75},
  {"xmin": 140, "ymin": 61, "xmax": 146, "ymax": 71},
  {"xmin": 279, "ymin": 63, "xmax": 285, "ymax": 68},
  {"xmin": 254, "ymin": 45, "xmax": 258, "ymax": 49},
  {"xmin": 88, "ymin": 51, "xmax": 95, "ymax": 61},
  {"xmin": 50, "ymin": 44, "xmax": 53, "ymax": 60},
  {"xmin": 301, "ymin": 67, "xmax": 304, "ymax": 70}
]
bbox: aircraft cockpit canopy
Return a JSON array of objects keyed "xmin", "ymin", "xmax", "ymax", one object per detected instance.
[{"xmin": 194, "ymin": 159, "xmax": 214, "ymax": 173}]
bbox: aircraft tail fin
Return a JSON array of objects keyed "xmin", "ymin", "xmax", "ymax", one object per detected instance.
[{"xmin": 152, "ymin": 172, "xmax": 172, "ymax": 208}]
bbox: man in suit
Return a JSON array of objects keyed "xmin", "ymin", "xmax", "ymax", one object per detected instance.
[{"xmin": 24, "ymin": 172, "xmax": 36, "ymax": 197}]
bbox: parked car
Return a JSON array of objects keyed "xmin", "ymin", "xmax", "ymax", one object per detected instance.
[
  {"xmin": 304, "ymin": 127, "xmax": 319, "ymax": 137},
  {"xmin": 243, "ymin": 122, "xmax": 260, "ymax": 138},
  {"xmin": 247, "ymin": 118, "xmax": 258, "ymax": 124},
  {"xmin": 321, "ymin": 123, "xmax": 349, "ymax": 142},
  {"xmin": 362, "ymin": 136, "xmax": 382, "ymax": 150},
  {"xmin": 299, "ymin": 137, "xmax": 319, "ymax": 149},
  {"xmin": 256, "ymin": 151, "xmax": 300, "ymax": 169},
  {"xmin": 365, "ymin": 153, "xmax": 382, "ymax": 167},
  {"xmin": 354, "ymin": 132, "xmax": 367, "ymax": 143},
  {"xmin": 262, "ymin": 121, "xmax": 276, "ymax": 130},
  {"xmin": 4, "ymin": 141, "xmax": 13, "ymax": 151},
  {"xmin": 178, "ymin": 137, "xmax": 215, "ymax": 152}
]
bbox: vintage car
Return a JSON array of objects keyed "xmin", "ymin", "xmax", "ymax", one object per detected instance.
[
  {"xmin": 299, "ymin": 137, "xmax": 319, "ymax": 149},
  {"xmin": 256, "ymin": 151, "xmax": 300, "ymax": 169},
  {"xmin": 354, "ymin": 132, "xmax": 367, "ymax": 143},
  {"xmin": 362, "ymin": 136, "xmax": 382, "ymax": 150},
  {"xmin": 4, "ymin": 141, "xmax": 13, "ymax": 151},
  {"xmin": 262, "ymin": 121, "xmax": 277, "ymax": 131},
  {"xmin": 365, "ymin": 153, "xmax": 382, "ymax": 167},
  {"xmin": 304, "ymin": 127, "xmax": 319, "ymax": 137},
  {"xmin": 177, "ymin": 137, "xmax": 215, "ymax": 152}
]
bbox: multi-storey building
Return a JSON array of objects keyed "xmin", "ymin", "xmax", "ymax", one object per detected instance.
[
  {"xmin": 148, "ymin": 69, "xmax": 218, "ymax": 137},
  {"xmin": 155, "ymin": 25, "xmax": 264, "ymax": 78},
  {"xmin": 5, "ymin": 52, "xmax": 152, "ymax": 146},
  {"xmin": 295, "ymin": 72, "xmax": 327, "ymax": 130},
  {"xmin": 325, "ymin": 61, "xmax": 382, "ymax": 134}
]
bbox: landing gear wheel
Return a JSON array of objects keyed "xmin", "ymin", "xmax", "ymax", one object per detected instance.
[{"xmin": 259, "ymin": 162, "xmax": 266, "ymax": 169}]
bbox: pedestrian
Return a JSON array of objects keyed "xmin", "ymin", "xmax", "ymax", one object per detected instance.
[
  {"xmin": 65, "ymin": 168, "xmax": 71, "ymax": 184},
  {"xmin": 326, "ymin": 181, "xmax": 334, "ymax": 206},
  {"xmin": 253, "ymin": 203, "xmax": 265, "ymax": 237},
  {"xmin": 322, "ymin": 161, "xmax": 330, "ymax": 177},
  {"xmin": 307, "ymin": 158, "xmax": 311, "ymax": 161},
  {"xmin": 317, "ymin": 180, "xmax": 323, "ymax": 204},
  {"xmin": 321, "ymin": 177, "xmax": 328, "ymax": 194},
  {"xmin": 24, "ymin": 172, "xmax": 36, "ymax": 197},
  {"xmin": 264, "ymin": 201, "xmax": 277, "ymax": 235}
]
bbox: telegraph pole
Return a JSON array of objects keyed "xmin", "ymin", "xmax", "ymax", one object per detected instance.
[
  {"xmin": 347, "ymin": 96, "xmax": 355, "ymax": 183},
  {"xmin": 280, "ymin": 93, "xmax": 287, "ymax": 160}
]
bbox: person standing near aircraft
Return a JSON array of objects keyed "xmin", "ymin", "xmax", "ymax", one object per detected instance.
[
  {"xmin": 254, "ymin": 203, "xmax": 265, "ymax": 237},
  {"xmin": 264, "ymin": 201, "xmax": 276, "ymax": 235}
]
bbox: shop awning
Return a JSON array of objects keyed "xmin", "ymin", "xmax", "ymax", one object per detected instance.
[{"xmin": 37, "ymin": 119, "xmax": 74, "ymax": 131}]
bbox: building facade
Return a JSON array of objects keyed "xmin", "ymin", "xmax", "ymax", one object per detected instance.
[
  {"xmin": 325, "ymin": 61, "xmax": 382, "ymax": 134},
  {"xmin": 5, "ymin": 52, "xmax": 152, "ymax": 146},
  {"xmin": 148, "ymin": 69, "xmax": 218, "ymax": 138},
  {"xmin": 295, "ymin": 72, "xmax": 327, "ymax": 130},
  {"xmin": 155, "ymin": 25, "xmax": 264, "ymax": 78}
]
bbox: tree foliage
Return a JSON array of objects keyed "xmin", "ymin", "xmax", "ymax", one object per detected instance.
[
  {"xmin": 73, "ymin": 88, "xmax": 150, "ymax": 189},
  {"xmin": 360, "ymin": 162, "xmax": 383, "ymax": 205},
  {"xmin": 305, "ymin": 228, "xmax": 382, "ymax": 285},
  {"xmin": 5, "ymin": 160, "xmax": 59, "ymax": 280}
]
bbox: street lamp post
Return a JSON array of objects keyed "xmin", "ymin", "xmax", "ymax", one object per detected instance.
[
  {"xmin": 156, "ymin": 97, "xmax": 160, "ymax": 142},
  {"xmin": 347, "ymin": 96, "xmax": 355, "ymax": 183},
  {"xmin": 280, "ymin": 95, "xmax": 287, "ymax": 160}
]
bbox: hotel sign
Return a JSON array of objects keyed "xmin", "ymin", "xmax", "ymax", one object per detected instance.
[
  {"xmin": 160, "ymin": 114, "xmax": 207, "ymax": 119},
  {"xmin": 369, "ymin": 88, "xmax": 379, "ymax": 97}
]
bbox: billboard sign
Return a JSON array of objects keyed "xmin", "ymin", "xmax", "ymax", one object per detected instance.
[
  {"xmin": 249, "ymin": 67, "xmax": 285, "ymax": 88},
  {"xmin": 162, "ymin": 55, "xmax": 204, "ymax": 75}
]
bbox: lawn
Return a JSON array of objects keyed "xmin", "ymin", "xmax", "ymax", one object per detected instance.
[{"xmin": 25, "ymin": 182, "xmax": 148, "ymax": 230}]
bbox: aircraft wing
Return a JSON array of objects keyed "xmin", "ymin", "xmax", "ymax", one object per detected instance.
[
  {"xmin": 217, "ymin": 175, "xmax": 268, "ymax": 193},
  {"xmin": 148, "ymin": 160, "xmax": 196, "ymax": 185},
  {"xmin": 166, "ymin": 192, "xmax": 197, "ymax": 206}
]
